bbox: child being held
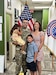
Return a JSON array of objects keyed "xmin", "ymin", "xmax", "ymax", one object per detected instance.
[
  {"xmin": 26, "ymin": 34, "xmax": 38, "ymax": 75},
  {"xmin": 10, "ymin": 24, "xmax": 26, "ymax": 54}
]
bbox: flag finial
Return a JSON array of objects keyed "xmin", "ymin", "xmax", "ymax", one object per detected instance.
[{"xmin": 25, "ymin": 1, "xmax": 28, "ymax": 5}]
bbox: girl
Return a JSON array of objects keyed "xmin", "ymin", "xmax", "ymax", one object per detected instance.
[
  {"xmin": 10, "ymin": 24, "xmax": 25, "ymax": 46},
  {"xmin": 26, "ymin": 34, "xmax": 38, "ymax": 75},
  {"xmin": 10, "ymin": 24, "xmax": 26, "ymax": 54}
]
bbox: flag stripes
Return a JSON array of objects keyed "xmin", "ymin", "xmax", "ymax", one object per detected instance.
[{"xmin": 18, "ymin": 5, "xmax": 34, "ymax": 30}]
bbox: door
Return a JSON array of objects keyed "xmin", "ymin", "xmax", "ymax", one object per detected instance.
[
  {"xmin": 6, "ymin": 13, "xmax": 12, "ymax": 62},
  {"xmin": 32, "ymin": 10, "xmax": 43, "ymax": 28}
]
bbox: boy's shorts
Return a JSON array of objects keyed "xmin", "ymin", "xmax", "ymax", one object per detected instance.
[{"xmin": 26, "ymin": 61, "xmax": 37, "ymax": 71}]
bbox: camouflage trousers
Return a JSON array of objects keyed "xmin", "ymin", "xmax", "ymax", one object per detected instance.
[
  {"xmin": 22, "ymin": 54, "xmax": 27, "ymax": 73},
  {"xmin": 15, "ymin": 50, "xmax": 22, "ymax": 74},
  {"xmin": 15, "ymin": 47, "xmax": 27, "ymax": 74}
]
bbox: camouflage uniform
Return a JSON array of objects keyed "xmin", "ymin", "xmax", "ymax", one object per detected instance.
[
  {"xmin": 15, "ymin": 46, "xmax": 22, "ymax": 75},
  {"xmin": 15, "ymin": 27, "xmax": 30, "ymax": 75},
  {"xmin": 22, "ymin": 27, "xmax": 30, "ymax": 73}
]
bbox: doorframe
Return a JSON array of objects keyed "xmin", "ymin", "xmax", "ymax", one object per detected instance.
[
  {"xmin": 7, "ymin": 13, "xmax": 12, "ymax": 61},
  {"xmin": 4, "ymin": 12, "xmax": 12, "ymax": 69}
]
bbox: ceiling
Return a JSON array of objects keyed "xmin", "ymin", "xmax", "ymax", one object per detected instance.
[{"xmin": 20, "ymin": 0, "xmax": 53, "ymax": 9}]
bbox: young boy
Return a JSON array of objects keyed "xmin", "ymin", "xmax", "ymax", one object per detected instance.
[{"xmin": 26, "ymin": 34, "xmax": 38, "ymax": 75}]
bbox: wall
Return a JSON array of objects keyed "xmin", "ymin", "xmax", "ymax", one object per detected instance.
[
  {"xmin": 11, "ymin": 0, "xmax": 24, "ymax": 59},
  {"xmin": 5, "ymin": 0, "xmax": 23, "ymax": 26},
  {"xmin": 42, "ymin": 9, "xmax": 49, "ymax": 30},
  {"xmin": 4, "ymin": 0, "xmax": 24, "ymax": 68},
  {"xmin": 5, "ymin": 0, "xmax": 23, "ymax": 58},
  {"xmin": 32, "ymin": 9, "xmax": 49, "ymax": 30},
  {"xmin": 0, "ymin": 0, "xmax": 4, "ymax": 55},
  {"xmin": 32, "ymin": 10, "xmax": 42, "ymax": 25}
]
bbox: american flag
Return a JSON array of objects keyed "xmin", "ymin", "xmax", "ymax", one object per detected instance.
[{"xmin": 18, "ymin": 4, "xmax": 34, "ymax": 31}]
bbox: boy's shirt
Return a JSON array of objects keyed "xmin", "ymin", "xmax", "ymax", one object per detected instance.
[{"xmin": 26, "ymin": 41, "xmax": 38, "ymax": 63}]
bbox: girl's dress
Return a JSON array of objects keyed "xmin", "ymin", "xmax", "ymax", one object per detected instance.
[
  {"xmin": 11, "ymin": 29, "xmax": 25, "ymax": 46},
  {"xmin": 32, "ymin": 31, "xmax": 44, "ymax": 61}
]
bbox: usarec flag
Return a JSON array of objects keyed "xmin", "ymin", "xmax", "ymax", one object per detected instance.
[{"xmin": 44, "ymin": 9, "xmax": 56, "ymax": 56}]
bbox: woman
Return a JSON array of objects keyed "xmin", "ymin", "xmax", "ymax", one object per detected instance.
[{"xmin": 32, "ymin": 21, "xmax": 44, "ymax": 75}]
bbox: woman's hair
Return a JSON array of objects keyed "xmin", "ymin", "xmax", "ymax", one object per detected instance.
[
  {"xmin": 34, "ymin": 21, "xmax": 42, "ymax": 31},
  {"xmin": 10, "ymin": 24, "xmax": 19, "ymax": 35}
]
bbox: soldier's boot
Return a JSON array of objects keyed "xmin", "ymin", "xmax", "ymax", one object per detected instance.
[{"xmin": 15, "ymin": 64, "xmax": 21, "ymax": 75}]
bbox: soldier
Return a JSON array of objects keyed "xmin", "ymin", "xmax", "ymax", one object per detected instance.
[
  {"xmin": 15, "ymin": 19, "xmax": 30, "ymax": 75},
  {"xmin": 21, "ymin": 19, "xmax": 30, "ymax": 75}
]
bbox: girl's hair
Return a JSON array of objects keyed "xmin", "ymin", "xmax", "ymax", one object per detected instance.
[
  {"xmin": 34, "ymin": 21, "xmax": 42, "ymax": 31},
  {"xmin": 10, "ymin": 24, "xmax": 19, "ymax": 35}
]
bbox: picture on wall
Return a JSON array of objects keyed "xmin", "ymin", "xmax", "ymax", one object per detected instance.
[
  {"xmin": 14, "ymin": 8, "xmax": 19, "ymax": 19},
  {"xmin": 7, "ymin": 0, "xmax": 11, "ymax": 9},
  {"xmin": 14, "ymin": 8, "xmax": 19, "ymax": 24}
]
